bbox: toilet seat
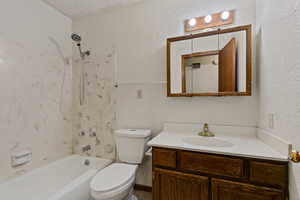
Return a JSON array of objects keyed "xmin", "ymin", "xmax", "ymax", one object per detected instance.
[{"xmin": 90, "ymin": 163, "xmax": 137, "ymax": 200}]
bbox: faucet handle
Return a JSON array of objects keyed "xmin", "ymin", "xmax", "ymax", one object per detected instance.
[
  {"xmin": 82, "ymin": 145, "xmax": 91, "ymax": 152},
  {"xmin": 199, "ymin": 123, "xmax": 215, "ymax": 137}
]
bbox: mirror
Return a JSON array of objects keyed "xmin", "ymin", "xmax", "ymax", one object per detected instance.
[{"xmin": 167, "ymin": 25, "xmax": 252, "ymax": 97}]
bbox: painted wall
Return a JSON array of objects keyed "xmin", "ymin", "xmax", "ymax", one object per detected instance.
[
  {"xmin": 185, "ymin": 55, "xmax": 219, "ymax": 93},
  {"xmin": 73, "ymin": 0, "xmax": 257, "ymax": 186},
  {"xmin": 0, "ymin": 0, "xmax": 73, "ymax": 182},
  {"xmin": 256, "ymin": 0, "xmax": 300, "ymax": 199}
]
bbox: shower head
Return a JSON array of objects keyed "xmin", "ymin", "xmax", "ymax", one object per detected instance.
[
  {"xmin": 71, "ymin": 33, "xmax": 90, "ymax": 60},
  {"xmin": 71, "ymin": 33, "xmax": 82, "ymax": 43}
]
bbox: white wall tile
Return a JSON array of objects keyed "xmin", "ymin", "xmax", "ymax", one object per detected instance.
[{"xmin": 0, "ymin": 0, "xmax": 72, "ymax": 182}]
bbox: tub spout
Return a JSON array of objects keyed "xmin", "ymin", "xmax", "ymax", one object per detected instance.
[{"xmin": 84, "ymin": 159, "xmax": 90, "ymax": 166}]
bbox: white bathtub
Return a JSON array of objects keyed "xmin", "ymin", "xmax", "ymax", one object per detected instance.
[{"xmin": 0, "ymin": 155, "xmax": 112, "ymax": 200}]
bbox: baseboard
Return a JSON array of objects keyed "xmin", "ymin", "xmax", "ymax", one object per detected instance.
[{"xmin": 134, "ymin": 184, "xmax": 152, "ymax": 192}]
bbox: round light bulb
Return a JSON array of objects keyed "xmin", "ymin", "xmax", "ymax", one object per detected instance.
[
  {"xmin": 188, "ymin": 18, "xmax": 197, "ymax": 27},
  {"xmin": 221, "ymin": 11, "xmax": 230, "ymax": 20},
  {"xmin": 204, "ymin": 15, "xmax": 212, "ymax": 24}
]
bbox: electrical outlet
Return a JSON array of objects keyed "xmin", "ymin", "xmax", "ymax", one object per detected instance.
[{"xmin": 268, "ymin": 113, "xmax": 275, "ymax": 129}]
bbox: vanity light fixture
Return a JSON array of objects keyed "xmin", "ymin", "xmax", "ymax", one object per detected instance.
[
  {"xmin": 204, "ymin": 15, "xmax": 213, "ymax": 24},
  {"xmin": 221, "ymin": 11, "xmax": 231, "ymax": 21},
  {"xmin": 188, "ymin": 18, "xmax": 197, "ymax": 27},
  {"xmin": 184, "ymin": 10, "xmax": 235, "ymax": 32}
]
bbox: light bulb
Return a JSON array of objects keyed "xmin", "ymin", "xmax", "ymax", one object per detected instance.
[
  {"xmin": 204, "ymin": 15, "xmax": 212, "ymax": 24},
  {"xmin": 188, "ymin": 18, "xmax": 197, "ymax": 27},
  {"xmin": 221, "ymin": 11, "xmax": 230, "ymax": 20}
]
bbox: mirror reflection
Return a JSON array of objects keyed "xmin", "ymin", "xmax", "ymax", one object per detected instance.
[
  {"xmin": 183, "ymin": 52, "xmax": 219, "ymax": 93},
  {"xmin": 168, "ymin": 25, "xmax": 251, "ymax": 96}
]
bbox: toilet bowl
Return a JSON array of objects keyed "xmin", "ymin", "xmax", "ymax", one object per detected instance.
[
  {"xmin": 90, "ymin": 163, "xmax": 137, "ymax": 200},
  {"xmin": 90, "ymin": 129, "xmax": 151, "ymax": 200}
]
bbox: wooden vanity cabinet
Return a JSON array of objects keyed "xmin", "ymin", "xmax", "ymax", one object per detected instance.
[{"xmin": 152, "ymin": 148, "xmax": 288, "ymax": 200}]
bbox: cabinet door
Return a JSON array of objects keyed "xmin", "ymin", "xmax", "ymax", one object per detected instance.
[
  {"xmin": 153, "ymin": 168, "xmax": 209, "ymax": 200},
  {"xmin": 212, "ymin": 179, "xmax": 285, "ymax": 200},
  {"xmin": 219, "ymin": 38, "xmax": 237, "ymax": 92}
]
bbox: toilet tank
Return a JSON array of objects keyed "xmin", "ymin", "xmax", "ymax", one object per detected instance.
[{"xmin": 114, "ymin": 129, "xmax": 151, "ymax": 164}]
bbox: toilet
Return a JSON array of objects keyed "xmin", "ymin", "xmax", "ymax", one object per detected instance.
[{"xmin": 90, "ymin": 129, "xmax": 151, "ymax": 200}]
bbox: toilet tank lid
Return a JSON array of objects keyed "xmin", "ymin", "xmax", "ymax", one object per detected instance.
[{"xmin": 114, "ymin": 129, "xmax": 151, "ymax": 138}]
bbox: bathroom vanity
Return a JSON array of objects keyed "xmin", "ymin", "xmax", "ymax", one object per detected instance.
[
  {"xmin": 152, "ymin": 148, "xmax": 288, "ymax": 200},
  {"xmin": 148, "ymin": 124, "xmax": 289, "ymax": 200}
]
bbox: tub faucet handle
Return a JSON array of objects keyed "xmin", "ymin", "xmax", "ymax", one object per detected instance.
[{"xmin": 82, "ymin": 145, "xmax": 91, "ymax": 152}]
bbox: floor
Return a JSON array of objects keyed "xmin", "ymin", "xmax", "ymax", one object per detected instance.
[{"xmin": 134, "ymin": 191, "xmax": 152, "ymax": 200}]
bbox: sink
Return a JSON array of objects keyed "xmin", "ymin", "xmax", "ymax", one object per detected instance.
[{"xmin": 182, "ymin": 136, "xmax": 234, "ymax": 148}]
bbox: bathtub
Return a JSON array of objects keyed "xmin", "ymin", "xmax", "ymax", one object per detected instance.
[{"xmin": 0, "ymin": 155, "xmax": 112, "ymax": 200}]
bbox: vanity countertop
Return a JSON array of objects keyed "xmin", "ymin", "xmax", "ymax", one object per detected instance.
[{"xmin": 148, "ymin": 131, "xmax": 288, "ymax": 162}]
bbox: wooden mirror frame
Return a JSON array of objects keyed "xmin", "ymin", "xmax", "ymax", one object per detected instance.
[{"xmin": 167, "ymin": 24, "xmax": 252, "ymax": 97}]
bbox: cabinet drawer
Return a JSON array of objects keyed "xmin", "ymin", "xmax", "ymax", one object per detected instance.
[
  {"xmin": 153, "ymin": 148, "xmax": 177, "ymax": 168},
  {"xmin": 179, "ymin": 151, "xmax": 244, "ymax": 178},
  {"xmin": 249, "ymin": 161, "xmax": 287, "ymax": 188}
]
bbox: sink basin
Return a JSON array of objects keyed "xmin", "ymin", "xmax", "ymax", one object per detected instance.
[{"xmin": 182, "ymin": 136, "xmax": 234, "ymax": 148}]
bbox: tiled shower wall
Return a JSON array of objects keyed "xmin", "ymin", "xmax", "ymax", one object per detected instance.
[
  {"xmin": 72, "ymin": 50, "xmax": 117, "ymax": 160},
  {"xmin": 0, "ymin": 0, "xmax": 72, "ymax": 182},
  {"xmin": 71, "ymin": 49, "xmax": 153, "ymax": 185}
]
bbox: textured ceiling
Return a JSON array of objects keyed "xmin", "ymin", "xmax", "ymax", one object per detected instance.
[{"xmin": 42, "ymin": 0, "xmax": 142, "ymax": 18}]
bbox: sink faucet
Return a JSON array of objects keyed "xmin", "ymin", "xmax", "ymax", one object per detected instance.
[{"xmin": 198, "ymin": 123, "xmax": 215, "ymax": 137}]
